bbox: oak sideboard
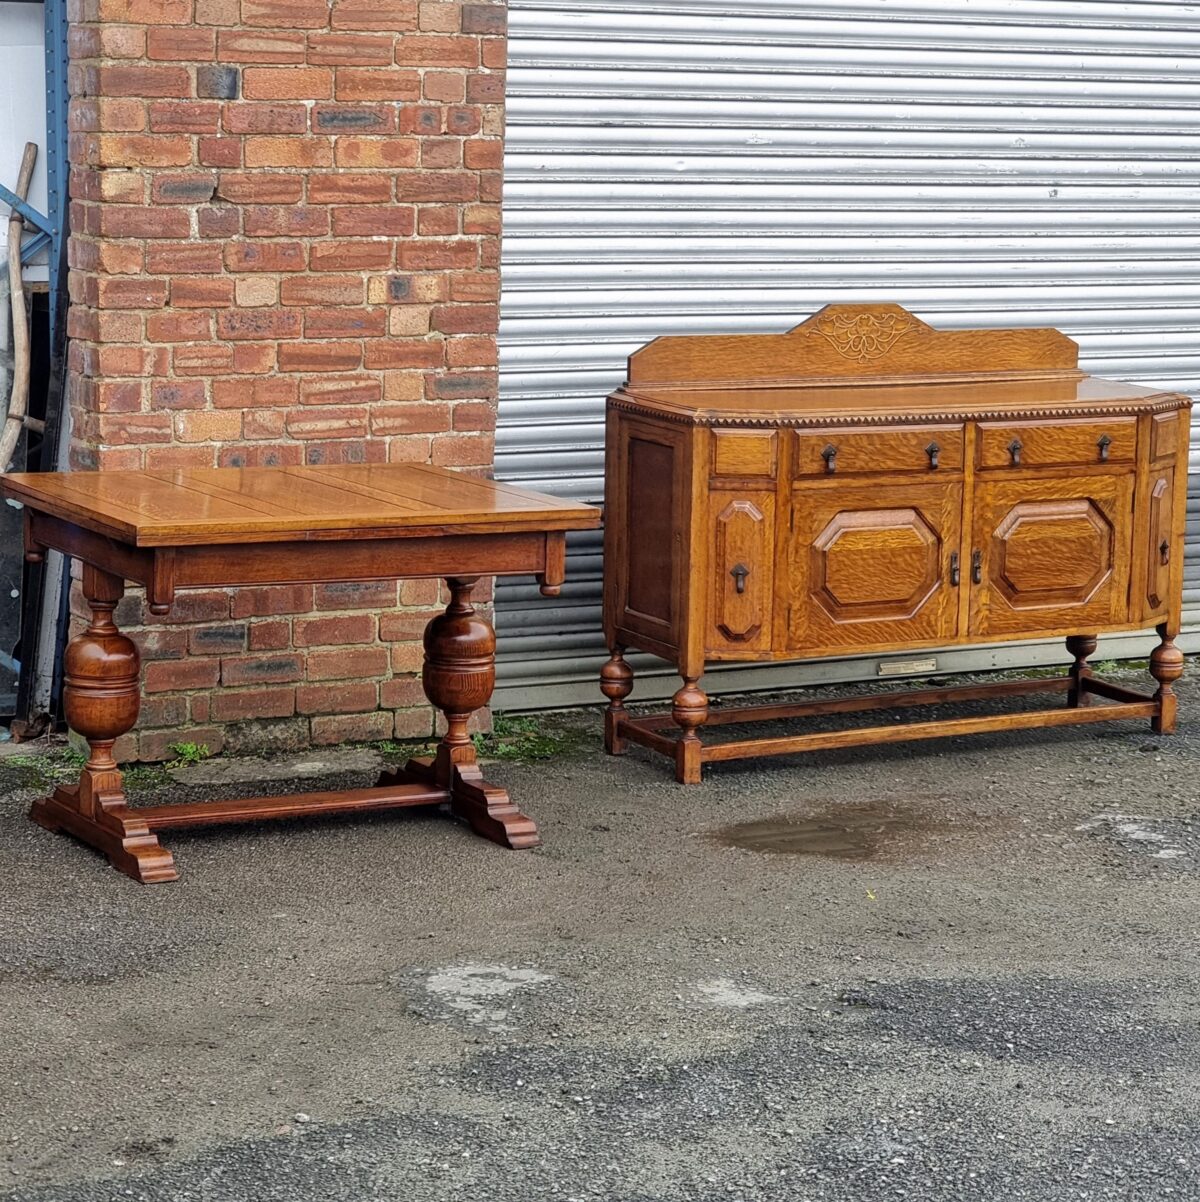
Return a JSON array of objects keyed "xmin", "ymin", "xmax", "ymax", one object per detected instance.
[{"xmin": 600, "ymin": 303, "xmax": 1191, "ymax": 783}]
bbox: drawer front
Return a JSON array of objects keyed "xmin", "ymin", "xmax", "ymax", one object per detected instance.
[
  {"xmin": 977, "ymin": 418, "xmax": 1135, "ymax": 470},
  {"xmin": 794, "ymin": 425, "xmax": 964, "ymax": 476},
  {"xmin": 711, "ymin": 429, "xmax": 778, "ymax": 479},
  {"xmin": 1151, "ymin": 412, "xmax": 1181, "ymax": 464}
]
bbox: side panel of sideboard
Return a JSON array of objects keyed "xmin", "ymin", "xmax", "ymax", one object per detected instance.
[{"xmin": 603, "ymin": 409, "xmax": 691, "ymax": 662}]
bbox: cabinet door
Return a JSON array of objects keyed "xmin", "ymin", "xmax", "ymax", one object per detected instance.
[
  {"xmin": 788, "ymin": 480, "xmax": 962, "ymax": 653},
  {"xmin": 1144, "ymin": 468, "xmax": 1174, "ymax": 618},
  {"xmin": 707, "ymin": 492, "xmax": 775, "ymax": 656},
  {"xmin": 969, "ymin": 474, "xmax": 1133, "ymax": 638}
]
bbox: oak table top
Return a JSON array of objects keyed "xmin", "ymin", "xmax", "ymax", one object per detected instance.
[
  {"xmin": 3, "ymin": 464, "xmax": 600, "ymax": 883},
  {"xmin": 1, "ymin": 462, "xmax": 599, "ymax": 546}
]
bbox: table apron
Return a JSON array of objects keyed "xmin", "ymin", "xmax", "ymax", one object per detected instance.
[
  {"xmin": 174, "ymin": 532, "xmax": 560, "ymax": 588},
  {"xmin": 28, "ymin": 511, "xmax": 563, "ymax": 593}
]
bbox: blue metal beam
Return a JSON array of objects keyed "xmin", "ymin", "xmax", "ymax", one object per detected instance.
[
  {"xmin": 19, "ymin": 231, "xmax": 51, "ymax": 263},
  {"xmin": 0, "ymin": 182, "xmax": 53, "ymax": 236}
]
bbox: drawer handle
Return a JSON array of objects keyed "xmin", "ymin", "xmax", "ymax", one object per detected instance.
[
  {"xmin": 1097, "ymin": 434, "xmax": 1112, "ymax": 463},
  {"xmin": 926, "ymin": 441, "xmax": 940, "ymax": 470},
  {"xmin": 820, "ymin": 444, "xmax": 838, "ymax": 474},
  {"xmin": 949, "ymin": 551, "xmax": 960, "ymax": 586},
  {"xmin": 1007, "ymin": 437, "xmax": 1023, "ymax": 467},
  {"xmin": 730, "ymin": 562, "xmax": 750, "ymax": 594},
  {"xmin": 1160, "ymin": 539, "xmax": 1171, "ymax": 566},
  {"xmin": 971, "ymin": 549, "xmax": 982, "ymax": 585}
]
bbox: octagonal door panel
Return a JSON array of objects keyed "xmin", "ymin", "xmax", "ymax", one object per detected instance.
[
  {"xmin": 788, "ymin": 481, "xmax": 962, "ymax": 653},
  {"xmin": 969, "ymin": 474, "xmax": 1134, "ymax": 639},
  {"xmin": 707, "ymin": 491, "xmax": 776, "ymax": 656}
]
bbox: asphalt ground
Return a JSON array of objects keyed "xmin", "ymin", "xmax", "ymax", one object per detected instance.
[{"xmin": 1, "ymin": 667, "xmax": 1198, "ymax": 1201}]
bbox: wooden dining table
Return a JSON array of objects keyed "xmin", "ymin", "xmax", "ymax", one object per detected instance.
[{"xmin": 1, "ymin": 463, "xmax": 601, "ymax": 883}]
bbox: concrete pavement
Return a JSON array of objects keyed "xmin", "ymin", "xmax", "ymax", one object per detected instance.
[{"xmin": 1, "ymin": 669, "xmax": 1198, "ymax": 1201}]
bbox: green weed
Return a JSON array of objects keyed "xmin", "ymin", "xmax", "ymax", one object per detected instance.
[
  {"xmin": 471, "ymin": 713, "xmax": 581, "ymax": 763},
  {"xmin": 122, "ymin": 763, "xmax": 173, "ymax": 792},
  {"xmin": 167, "ymin": 741, "xmax": 211, "ymax": 769}
]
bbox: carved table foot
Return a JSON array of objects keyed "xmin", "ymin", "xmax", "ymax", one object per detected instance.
[
  {"xmin": 31, "ymin": 565, "xmax": 179, "ymax": 884},
  {"xmin": 379, "ymin": 576, "xmax": 541, "ymax": 849},
  {"xmin": 445, "ymin": 765, "xmax": 540, "ymax": 849},
  {"xmin": 31, "ymin": 788, "xmax": 178, "ymax": 884},
  {"xmin": 382, "ymin": 748, "xmax": 539, "ymax": 849}
]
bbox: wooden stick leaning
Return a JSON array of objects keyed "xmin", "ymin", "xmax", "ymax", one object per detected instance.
[{"xmin": 1, "ymin": 142, "xmax": 37, "ymax": 473}]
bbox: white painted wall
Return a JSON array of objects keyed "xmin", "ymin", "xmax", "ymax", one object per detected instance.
[{"xmin": 0, "ymin": 2, "xmax": 47, "ymax": 282}]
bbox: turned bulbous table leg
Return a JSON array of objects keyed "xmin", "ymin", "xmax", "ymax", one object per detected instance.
[
  {"xmin": 672, "ymin": 677, "xmax": 708, "ymax": 785},
  {"xmin": 389, "ymin": 577, "xmax": 540, "ymax": 848},
  {"xmin": 1150, "ymin": 623, "xmax": 1184, "ymax": 735},
  {"xmin": 422, "ymin": 576, "xmax": 496, "ymax": 763},
  {"xmin": 1066, "ymin": 633, "xmax": 1098, "ymax": 708},
  {"xmin": 600, "ymin": 646, "xmax": 634, "ymax": 755},
  {"xmin": 29, "ymin": 566, "xmax": 177, "ymax": 883}
]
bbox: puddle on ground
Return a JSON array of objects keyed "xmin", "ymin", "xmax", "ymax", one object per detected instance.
[{"xmin": 713, "ymin": 800, "xmax": 961, "ymax": 860}]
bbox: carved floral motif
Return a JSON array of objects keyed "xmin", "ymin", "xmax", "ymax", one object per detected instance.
[{"xmin": 815, "ymin": 310, "xmax": 914, "ymax": 361}]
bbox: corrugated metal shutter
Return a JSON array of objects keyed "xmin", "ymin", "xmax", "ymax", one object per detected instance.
[{"xmin": 494, "ymin": 0, "xmax": 1200, "ymax": 709}]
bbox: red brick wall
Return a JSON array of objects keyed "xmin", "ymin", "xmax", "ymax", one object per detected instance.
[{"xmin": 65, "ymin": 0, "xmax": 507, "ymax": 760}]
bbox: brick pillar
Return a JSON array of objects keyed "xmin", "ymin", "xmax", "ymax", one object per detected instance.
[{"xmin": 65, "ymin": 0, "xmax": 507, "ymax": 760}]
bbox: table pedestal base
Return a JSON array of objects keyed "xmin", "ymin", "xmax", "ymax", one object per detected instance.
[
  {"xmin": 31, "ymin": 784, "xmax": 180, "ymax": 884},
  {"xmin": 381, "ymin": 750, "xmax": 540, "ymax": 850},
  {"xmin": 31, "ymin": 768, "xmax": 533, "ymax": 884},
  {"xmin": 31, "ymin": 573, "xmax": 538, "ymax": 883}
]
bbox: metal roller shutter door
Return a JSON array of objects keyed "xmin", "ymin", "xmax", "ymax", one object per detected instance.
[{"xmin": 494, "ymin": 0, "xmax": 1200, "ymax": 709}]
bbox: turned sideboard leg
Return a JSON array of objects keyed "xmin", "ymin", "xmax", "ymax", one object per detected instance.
[
  {"xmin": 1066, "ymin": 634, "xmax": 1098, "ymax": 708},
  {"xmin": 672, "ymin": 677, "xmax": 708, "ymax": 785},
  {"xmin": 408, "ymin": 576, "xmax": 539, "ymax": 848},
  {"xmin": 1149, "ymin": 623, "xmax": 1184, "ymax": 735},
  {"xmin": 29, "ymin": 565, "xmax": 177, "ymax": 883},
  {"xmin": 600, "ymin": 646, "xmax": 633, "ymax": 755}
]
